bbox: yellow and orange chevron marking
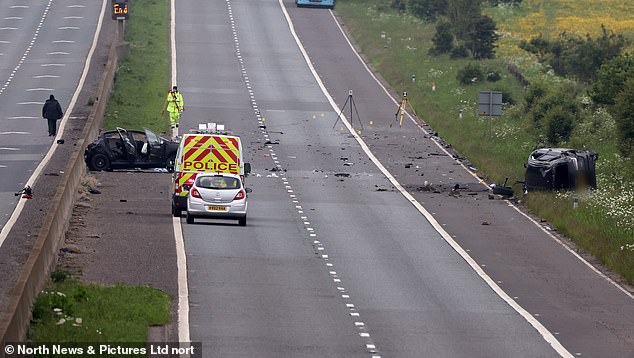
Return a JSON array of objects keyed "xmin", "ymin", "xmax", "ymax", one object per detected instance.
[{"xmin": 180, "ymin": 135, "xmax": 241, "ymax": 175}]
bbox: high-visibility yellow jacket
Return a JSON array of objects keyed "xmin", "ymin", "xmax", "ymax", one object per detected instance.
[{"xmin": 166, "ymin": 90, "xmax": 184, "ymax": 112}]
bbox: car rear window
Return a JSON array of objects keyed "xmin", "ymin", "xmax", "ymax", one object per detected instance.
[{"xmin": 197, "ymin": 176, "xmax": 240, "ymax": 189}]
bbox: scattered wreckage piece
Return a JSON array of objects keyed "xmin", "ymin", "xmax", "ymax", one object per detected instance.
[
  {"xmin": 525, "ymin": 148, "xmax": 598, "ymax": 192},
  {"xmin": 491, "ymin": 178, "xmax": 514, "ymax": 197}
]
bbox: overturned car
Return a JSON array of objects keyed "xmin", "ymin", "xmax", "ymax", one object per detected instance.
[
  {"xmin": 85, "ymin": 127, "xmax": 179, "ymax": 172},
  {"xmin": 524, "ymin": 148, "xmax": 598, "ymax": 191}
]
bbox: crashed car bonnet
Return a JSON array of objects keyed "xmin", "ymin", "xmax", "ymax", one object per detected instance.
[{"xmin": 525, "ymin": 148, "xmax": 598, "ymax": 191}]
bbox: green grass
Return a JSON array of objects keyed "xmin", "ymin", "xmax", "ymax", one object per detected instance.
[
  {"xmin": 336, "ymin": 0, "xmax": 634, "ymax": 284},
  {"xmin": 524, "ymin": 192, "xmax": 634, "ymax": 283},
  {"xmin": 103, "ymin": 0, "xmax": 171, "ymax": 133},
  {"xmin": 31, "ymin": 275, "xmax": 171, "ymax": 343}
]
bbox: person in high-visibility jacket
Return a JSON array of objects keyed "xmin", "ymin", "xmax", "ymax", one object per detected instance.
[{"xmin": 165, "ymin": 85, "xmax": 184, "ymax": 129}]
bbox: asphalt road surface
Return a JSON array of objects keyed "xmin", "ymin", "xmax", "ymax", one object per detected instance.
[
  {"xmin": 0, "ymin": 0, "xmax": 103, "ymax": 232},
  {"xmin": 176, "ymin": 0, "xmax": 633, "ymax": 357}
]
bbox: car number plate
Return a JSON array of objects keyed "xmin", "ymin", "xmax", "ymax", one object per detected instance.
[{"xmin": 207, "ymin": 206, "xmax": 228, "ymax": 212}]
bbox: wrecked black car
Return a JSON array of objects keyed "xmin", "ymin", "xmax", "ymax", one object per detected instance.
[
  {"xmin": 525, "ymin": 148, "xmax": 598, "ymax": 191},
  {"xmin": 85, "ymin": 127, "xmax": 179, "ymax": 172}
]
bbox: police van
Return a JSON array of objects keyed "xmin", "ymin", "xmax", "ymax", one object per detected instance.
[{"xmin": 171, "ymin": 123, "xmax": 250, "ymax": 217}]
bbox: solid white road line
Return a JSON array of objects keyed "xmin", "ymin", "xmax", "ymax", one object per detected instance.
[
  {"xmin": 279, "ymin": 1, "xmax": 574, "ymax": 357},
  {"xmin": 170, "ymin": 0, "xmax": 177, "ymax": 86},
  {"xmin": 170, "ymin": 0, "xmax": 191, "ymax": 345},
  {"xmin": 0, "ymin": 0, "xmax": 107, "ymax": 247},
  {"xmin": 173, "ymin": 217, "xmax": 190, "ymax": 344}
]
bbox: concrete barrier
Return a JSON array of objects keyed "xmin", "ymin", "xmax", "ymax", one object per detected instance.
[{"xmin": 0, "ymin": 21, "xmax": 124, "ymax": 352}]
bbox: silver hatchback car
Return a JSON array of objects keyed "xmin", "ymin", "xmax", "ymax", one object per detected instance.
[{"xmin": 186, "ymin": 173, "xmax": 249, "ymax": 226}]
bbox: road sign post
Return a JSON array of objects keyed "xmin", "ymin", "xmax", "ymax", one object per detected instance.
[{"xmin": 478, "ymin": 91, "xmax": 503, "ymax": 138}]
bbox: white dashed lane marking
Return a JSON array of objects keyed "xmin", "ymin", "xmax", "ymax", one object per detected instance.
[
  {"xmin": 0, "ymin": 0, "xmax": 56, "ymax": 96},
  {"xmin": 226, "ymin": 0, "xmax": 380, "ymax": 354}
]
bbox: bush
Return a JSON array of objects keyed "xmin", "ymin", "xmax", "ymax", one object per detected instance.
[
  {"xmin": 457, "ymin": 63, "xmax": 484, "ymax": 85},
  {"xmin": 390, "ymin": 0, "xmax": 407, "ymax": 11},
  {"xmin": 523, "ymin": 82, "xmax": 548, "ymax": 113},
  {"xmin": 613, "ymin": 77, "xmax": 634, "ymax": 157},
  {"xmin": 486, "ymin": 71, "xmax": 501, "ymax": 82},
  {"xmin": 51, "ymin": 270, "xmax": 70, "ymax": 283},
  {"xmin": 545, "ymin": 107, "xmax": 575, "ymax": 145},
  {"xmin": 591, "ymin": 54, "xmax": 634, "ymax": 105},
  {"xmin": 532, "ymin": 88, "xmax": 580, "ymax": 131},
  {"xmin": 32, "ymin": 291, "xmax": 74, "ymax": 323},
  {"xmin": 449, "ymin": 45, "xmax": 469, "ymax": 59},
  {"xmin": 493, "ymin": 87, "xmax": 515, "ymax": 105},
  {"xmin": 520, "ymin": 26, "xmax": 627, "ymax": 83},
  {"xmin": 488, "ymin": 0, "xmax": 522, "ymax": 5}
]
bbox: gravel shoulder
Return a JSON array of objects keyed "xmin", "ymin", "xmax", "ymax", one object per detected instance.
[{"xmin": 59, "ymin": 170, "xmax": 178, "ymax": 340}]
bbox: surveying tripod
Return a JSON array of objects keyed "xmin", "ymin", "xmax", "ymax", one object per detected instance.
[
  {"xmin": 333, "ymin": 90, "xmax": 364, "ymax": 131},
  {"xmin": 393, "ymin": 91, "xmax": 417, "ymax": 127}
]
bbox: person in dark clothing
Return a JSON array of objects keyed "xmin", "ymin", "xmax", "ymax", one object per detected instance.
[{"xmin": 42, "ymin": 94, "xmax": 64, "ymax": 136}]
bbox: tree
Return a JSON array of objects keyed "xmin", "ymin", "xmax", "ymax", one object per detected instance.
[
  {"xmin": 613, "ymin": 77, "xmax": 634, "ymax": 157},
  {"xmin": 430, "ymin": 21, "xmax": 454, "ymax": 54},
  {"xmin": 407, "ymin": 0, "xmax": 447, "ymax": 21},
  {"xmin": 591, "ymin": 54, "xmax": 634, "ymax": 106},
  {"xmin": 447, "ymin": 0, "xmax": 481, "ymax": 39},
  {"xmin": 464, "ymin": 15, "xmax": 499, "ymax": 59}
]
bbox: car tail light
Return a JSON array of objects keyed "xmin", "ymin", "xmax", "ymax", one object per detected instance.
[
  {"xmin": 183, "ymin": 177, "xmax": 195, "ymax": 191},
  {"xmin": 233, "ymin": 189, "xmax": 246, "ymax": 200},
  {"xmin": 190, "ymin": 188, "xmax": 202, "ymax": 198}
]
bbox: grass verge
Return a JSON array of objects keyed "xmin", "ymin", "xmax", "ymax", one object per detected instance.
[
  {"xmin": 335, "ymin": 0, "xmax": 634, "ymax": 284},
  {"xmin": 103, "ymin": 0, "xmax": 171, "ymax": 133},
  {"xmin": 31, "ymin": 272, "xmax": 171, "ymax": 343}
]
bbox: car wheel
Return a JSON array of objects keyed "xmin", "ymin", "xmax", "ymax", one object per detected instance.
[
  {"xmin": 89, "ymin": 153, "xmax": 110, "ymax": 171},
  {"xmin": 172, "ymin": 203, "xmax": 182, "ymax": 217},
  {"xmin": 238, "ymin": 216, "xmax": 247, "ymax": 226},
  {"xmin": 186, "ymin": 213, "xmax": 194, "ymax": 224},
  {"xmin": 166, "ymin": 153, "xmax": 176, "ymax": 173}
]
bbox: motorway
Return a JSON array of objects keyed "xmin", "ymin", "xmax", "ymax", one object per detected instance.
[
  {"xmin": 0, "ymin": 0, "xmax": 104, "ymax": 233},
  {"xmin": 176, "ymin": 0, "xmax": 632, "ymax": 357}
]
